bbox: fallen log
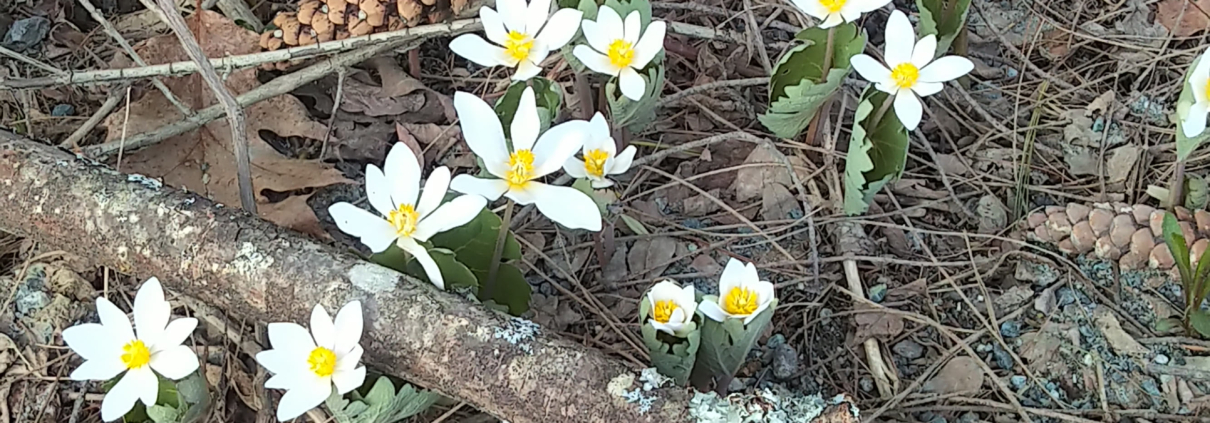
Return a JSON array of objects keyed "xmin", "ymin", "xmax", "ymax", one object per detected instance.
[{"xmin": 0, "ymin": 131, "xmax": 859, "ymax": 423}]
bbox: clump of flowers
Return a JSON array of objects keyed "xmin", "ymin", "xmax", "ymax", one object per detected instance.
[
  {"xmin": 450, "ymin": 0, "xmax": 583, "ymax": 80},
  {"xmin": 257, "ymin": 301, "xmax": 366, "ymax": 421},
  {"xmin": 572, "ymin": 5, "xmax": 666, "ymax": 100}
]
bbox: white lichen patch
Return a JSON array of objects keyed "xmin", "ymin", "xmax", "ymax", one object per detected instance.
[
  {"xmin": 230, "ymin": 242, "xmax": 273, "ymax": 277},
  {"xmin": 127, "ymin": 173, "xmax": 163, "ymax": 190},
  {"xmin": 607, "ymin": 373, "xmax": 635, "ymax": 397},
  {"xmin": 639, "ymin": 368, "xmax": 671, "ymax": 391},
  {"xmin": 607, "ymin": 369, "xmax": 668, "ymax": 415},
  {"xmin": 688, "ymin": 388, "xmax": 851, "ymax": 423},
  {"xmin": 492, "ymin": 318, "xmax": 539, "ymax": 354},
  {"xmin": 348, "ymin": 263, "xmax": 399, "ymax": 294}
]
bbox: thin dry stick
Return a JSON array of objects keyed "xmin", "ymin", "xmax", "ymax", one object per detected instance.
[
  {"xmin": 842, "ymin": 254, "xmax": 895, "ymax": 398},
  {"xmin": 60, "ymin": 84, "xmax": 129, "ymax": 149},
  {"xmin": 320, "ymin": 68, "xmax": 346, "ymax": 161},
  {"xmin": 116, "ymin": 86, "xmax": 133, "ymax": 172},
  {"xmin": 150, "ymin": 0, "xmax": 256, "ymax": 212},
  {"xmin": 0, "ymin": 45, "xmax": 64, "ymax": 75},
  {"xmin": 741, "ymin": 0, "xmax": 773, "ymax": 74}
]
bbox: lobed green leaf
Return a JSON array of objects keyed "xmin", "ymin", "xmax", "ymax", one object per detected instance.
[{"xmin": 842, "ymin": 87, "xmax": 910, "ymax": 215}]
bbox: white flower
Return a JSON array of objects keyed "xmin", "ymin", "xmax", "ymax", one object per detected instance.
[
  {"xmin": 699, "ymin": 259, "xmax": 776, "ymax": 325},
  {"xmin": 561, "ymin": 112, "xmax": 636, "ymax": 188},
  {"xmin": 791, "ymin": 0, "xmax": 890, "ymax": 28},
  {"xmin": 63, "ymin": 277, "xmax": 199, "ymax": 422},
  {"xmin": 573, "ymin": 5, "xmax": 666, "ymax": 101},
  {"xmin": 849, "ymin": 10, "xmax": 973, "ymax": 131},
  {"xmin": 645, "ymin": 280, "xmax": 697, "ymax": 336},
  {"xmin": 256, "ymin": 301, "xmax": 366, "ymax": 422},
  {"xmin": 1183, "ymin": 47, "xmax": 1210, "ymax": 137},
  {"xmin": 328, "ymin": 143, "xmax": 488, "ymax": 290},
  {"xmin": 449, "ymin": 0, "xmax": 583, "ymax": 81},
  {"xmin": 449, "ymin": 88, "xmax": 603, "ymax": 231}
]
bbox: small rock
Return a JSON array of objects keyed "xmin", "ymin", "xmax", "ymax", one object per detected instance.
[
  {"xmin": 928, "ymin": 417, "xmax": 947, "ymax": 423},
  {"xmin": 1027, "ymin": 212, "xmax": 1048, "ymax": 228},
  {"xmin": 1010, "ymin": 375, "xmax": 1027, "ymax": 389},
  {"xmin": 894, "ymin": 340, "xmax": 925, "ymax": 360},
  {"xmin": 51, "ymin": 104, "xmax": 74, "ymax": 117},
  {"xmin": 869, "ymin": 283, "xmax": 887, "ymax": 303},
  {"xmin": 769, "ymin": 345, "xmax": 799, "ymax": 380},
  {"xmin": 991, "ymin": 343, "xmax": 1014, "ymax": 370},
  {"xmin": 1110, "ymin": 215, "xmax": 1136, "ymax": 246},
  {"xmin": 1151, "ymin": 210, "xmax": 1166, "ymax": 237},
  {"xmin": 1070, "ymin": 222, "xmax": 1097, "ymax": 253},
  {"xmin": 728, "ymin": 377, "xmax": 747, "ymax": 393},
  {"xmin": 1057, "ymin": 239, "xmax": 1077, "ymax": 254},
  {"xmin": 1, "ymin": 16, "xmax": 50, "ymax": 52},
  {"xmin": 1057, "ymin": 287, "xmax": 1078, "ymax": 307},
  {"xmin": 819, "ymin": 308, "xmax": 833, "ymax": 325},
  {"xmin": 1095, "ymin": 236, "xmax": 1121, "ymax": 260},
  {"xmin": 1047, "ymin": 213, "xmax": 1073, "ymax": 235},
  {"xmin": 766, "ymin": 333, "xmax": 786, "ymax": 349},
  {"xmin": 859, "ymin": 376, "xmax": 874, "ymax": 392},
  {"xmin": 1198, "ymin": 210, "xmax": 1210, "ymax": 236},
  {"xmin": 1177, "ymin": 206, "xmax": 1194, "ymax": 221},
  {"xmin": 1000, "ymin": 320, "xmax": 1021, "ymax": 338},
  {"xmin": 957, "ymin": 412, "xmax": 979, "ymax": 423},
  {"xmin": 1155, "ymin": 354, "xmax": 1170, "ymax": 365}
]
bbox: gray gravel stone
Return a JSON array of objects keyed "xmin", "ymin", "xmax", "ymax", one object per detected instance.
[
  {"xmin": 893, "ymin": 339, "xmax": 924, "ymax": 359},
  {"xmin": 2, "ymin": 17, "xmax": 50, "ymax": 52},
  {"xmin": 769, "ymin": 345, "xmax": 798, "ymax": 380}
]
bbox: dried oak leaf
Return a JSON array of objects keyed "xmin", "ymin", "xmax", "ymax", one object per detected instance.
[
  {"xmin": 103, "ymin": 11, "xmax": 349, "ymax": 237},
  {"xmin": 1157, "ymin": 0, "xmax": 1210, "ymax": 37}
]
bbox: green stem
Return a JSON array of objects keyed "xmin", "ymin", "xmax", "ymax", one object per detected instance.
[
  {"xmin": 574, "ymin": 72, "xmax": 595, "ymax": 120},
  {"xmin": 483, "ymin": 199, "xmax": 515, "ymax": 302},
  {"xmin": 820, "ymin": 26, "xmax": 836, "ymax": 80},
  {"xmin": 867, "ymin": 93, "xmax": 896, "ymax": 132},
  {"xmin": 1170, "ymin": 159, "xmax": 1187, "ymax": 210}
]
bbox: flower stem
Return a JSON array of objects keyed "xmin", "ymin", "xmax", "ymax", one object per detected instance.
[
  {"xmin": 574, "ymin": 72, "xmax": 594, "ymax": 120},
  {"xmin": 1170, "ymin": 158, "xmax": 1187, "ymax": 210},
  {"xmin": 804, "ymin": 26, "xmax": 838, "ymax": 147},
  {"xmin": 483, "ymin": 199, "xmax": 515, "ymax": 302},
  {"xmin": 820, "ymin": 26, "xmax": 836, "ymax": 77},
  {"xmin": 866, "ymin": 93, "xmax": 896, "ymax": 133}
]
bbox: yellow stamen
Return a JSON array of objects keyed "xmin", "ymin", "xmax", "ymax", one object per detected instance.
[
  {"xmin": 1203, "ymin": 79, "xmax": 1210, "ymax": 103},
  {"xmin": 607, "ymin": 39, "xmax": 635, "ymax": 69},
  {"xmin": 652, "ymin": 299, "xmax": 677, "ymax": 323},
  {"xmin": 388, "ymin": 205, "xmax": 420, "ymax": 237},
  {"xmin": 819, "ymin": 0, "xmax": 846, "ymax": 13},
  {"xmin": 722, "ymin": 286, "xmax": 759, "ymax": 315},
  {"xmin": 890, "ymin": 63, "xmax": 920, "ymax": 90},
  {"xmin": 583, "ymin": 149, "xmax": 610, "ymax": 178},
  {"xmin": 307, "ymin": 346, "xmax": 337, "ymax": 378},
  {"xmin": 120, "ymin": 340, "xmax": 150, "ymax": 370},
  {"xmin": 503, "ymin": 31, "xmax": 534, "ymax": 63},
  {"xmin": 506, "ymin": 149, "xmax": 535, "ymax": 189}
]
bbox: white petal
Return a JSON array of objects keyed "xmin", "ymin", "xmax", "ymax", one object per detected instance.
[
  {"xmin": 850, "ymin": 54, "xmax": 890, "ymax": 86},
  {"xmin": 590, "ymin": 178, "xmax": 615, "ymax": 188},
  {"xmin": 337, "ymin": 345, "xmax": 364, "ymax": 371},
  {"xmin": 512, "ymin": 87, "xmax": 541, "ymax": 151},
  {"xmin": 63, "ymin": 323, "xmax": 120, "ymax": 361},
  {"xmin": 449, "ymin": 34, "xmax": 509, "ymax": 68},
  {"xmin": 310, "ymin": 304, "xmax": 336, "ymax": 350},
  {"xmin": 496, "ymin": 0, "xmax": 528, "ymax": 33},
  {"xmin": 678, "ymin": 285, "xmax": 698, "ymax": 316},
  {"xmin": 149, "ymin": 345, "xmax": 199, "ymax": 380},
  {"xmin": 267, "ymin": 322, "xmax": 316, "ymax": 352},
  {"xmin": 574, "ymin": 45, "xmax": 620, "ymax": 76},
  {"xmin": 526, "ymin": 0, "xmax": 552, "ymax": 34},
  {"xmin": 859, "ymin": 0, "xmax": 892, "ymax": 12},
  {"xmin": 741, "ymin": 262, "xmax": 761, "ymax": 286},
  {"xmin": 454, "ymin": 92, "xmax": 511, "ymax": 177},
  {"xmin": 839, "ymin": 7, "xmax": 862, "ymax": 23},
  {"xmin": 255, "ymin": 349, "xmax": 305, "ymax": 377},
  {"xmin": 595, "ymin": 5, "xmax": 624, "ymax": 41},
  {"xmin": 417, "ymin": 167, "xmax": 452, "ymax": 219},
  {"xmin": 97, "ymin": 297, "xmax": 135, "ymax": 343},
  {"xmin": 819, "ymin": 13, "xmax": 844, "ymax": 29},
  {"xmin": 1186, "ymin": 103, "xmax": 1209, "ymax": 138},
  {"xmin": 586, "ymin": 113, "xmax": 615, "ymax": 154},
  {"xmin": 883, "ymin": 10, "xmax": 914, "ymax": 67},
  {"xmin": 399, "ymin": 237, "xmax": 445, "ymax": 290},
  {"xmin": 480, "ymin": 7, "xmax": 509, "ymax": 45},
  {"xmin": 563, "ymin": 157, "xmax": 588, "ymax": 178},
  {"xmin": 893, "ymin": 91, "xmax": 923, "ymax": 131},
  {"xmin": 154, "ymin": 317, "xmax": 197, "ymax": 351},
  {"xmin": 133, "ymin": 277, "xmax": 168, "ymax": 344},
  {"xmin": 917, "ymin": 56, "xmax": 974, "ymax": 83},
  {"xmin": 913, "ymin": 81, "xmax": 944, "ymax": 97},
  {"xmin": 618, "ymin": 67, "xmax": 646, "ymax": 101},
  {"xmin": 333, "ymin": 301, "xmax": 363, "ymax": 355},
  {"xmin": 649, "ymin": 280, "xmax": 684, "ymax": 301},
  {"xmin": 609, "ymin": 145, "xmax": 636, "ymax": 175},
  {"xmin": 450, "ymin": 175, "xmax": 509, "ymax": 201},
  {"xmin": 265, "ymin": 372, "xmax": 301, "ymax": 390},
  {"xmin": 698, "ymin": 301, "xmax": 730, "ymax": 322},
  {"xmin": 911, "ymin": 35, "xmax": 937, "ymax": 67},
  {"xmin": 669, "ymin": 307, "xmax": 687, "ymax": 325},
  {"xmin": 623, "ymin": 11, "xmax": 641, "ymax": 43},
  {"xmin": 275, "ymin": 378, "xmax": 331, "ymax": 421},
  {"xmin": 412, "ymin": 194, "xmax": 488, "ymax": 241},
  {"xmin": 512, "ymin": 58, "xmax": 544, "ymax": 81},
  {"xmin": 1195, "ymin": 47, "xmax": 1210, "ymax": 81},
  {"xmin": 631, "ymin": 21, "xmax": 665, "ymax": 69},
  {"xmin": 333, "ymin": 366, "xmax": 367, "ymax": 394},
  {"xmin": 386, "ymin": 142, "xmax": 423, "ymax": 208},
  {"xmin": 327, "ymin": 203, "xmax": 398, "ymax": 253},
  {"xmin": 529, "ymin": 182, "xmax": 602, "ymax": 230},
  {"xmin": 531, "ymin": 120, "xmax": 590, "ymax": 178},
  {"xmin": 364, "ymin": 164, "xmax": 395, "ymax": 217},
  {"xmin": 753, "ymin": 280, "xmax": 776, "ymax": 305},
  {"xmin": 579, "ymin": 19, "xmax": 611, "ymax": 55},
  {"xmin": 719, "ymin": 258, "xmax": 747, "ymax": 294},
  {"xmin": 536, "ymin": 8, "xmax": 583, "ymax": 50},
  {"xmin": 1192, "ymin": 73, "xmax": 1210, "ymax": 104},
  {"xmin": 101, "ymin": 369, "xmax": 145, "ymax": 422},
  {"xmin": 70, "ymin": 357, "xmax": 126, "ymax": 381},
  {"xmin": 648, "ymin": 319, "xmax": 683, "ymax": 336}
]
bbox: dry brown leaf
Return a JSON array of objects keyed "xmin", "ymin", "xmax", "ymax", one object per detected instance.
[
  {"xmin": 690, "ymin": 253, "xmax": 722, "ymax": 276},
  {"xmin": 107, "ymin": 11, "xmax": 349, "ymax": 237},
  {"xmin": 922, "ymin": 356, "xmax": 983, "ymax": 394},
  {"xmin": 760, "ymin": 183, "xmax": 800, "ymax": 221},
  {"xmin": 884, "ymin": 279, "xmax": 926, "ymax": 302},
  {"xmin": 627, "ymin": 237, "xmax": 678, "ymax": 279},
  {"xmin": 853, "ymin": 307, "xmax": 903, "ymax": 343},
  {"xmin": 1093, "ymin": 307, "xmax": 1150, "ymax": 356},
  {"xmin": 731, "ymin": 142, "xmax": 791, "ymax": 203},
  {"xmin": 1019, "ymin": 321, "xmax": 1078, "ymax": 376},
  {"xmin": 1157, "ymin": 0, "xmax": 1210, "ymax": 37}
]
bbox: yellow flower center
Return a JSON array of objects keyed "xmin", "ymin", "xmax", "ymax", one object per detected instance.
[
  {"xmin": 583, "ymin": 149, "xmax": 610, "ymax": 178},
  {"xmin": 722, "ymin": 286, "xmax": 760, "ymax": 315},
  {"xmin": 652, "ymin": 299, "xmax": 678, "ymax": 323},
  {"xmin": 307, "ymin": 346, "xmax": 337, "ymax": 378},
  {"xmin": 503, "ymin": 31, "xmax": 534, "ymax": 63},
  {"xmin": 1203, "ymin": 79, "xmax": 1210, "ymax": 102},
  {"xmin": 607, "ymin": 39, "xmax": 635, "ymax": 69},
  {"xmin": 820, "ymin": 0, "xmax": 846, "ymax": 13},
  {"xmin": 506, "ymin": 149, "xmax": 535, "ymax": 189},
  {"xmin": 388, "ymin": 204, "xmax": 420, "ymax": 238},
  {"xmin": 120, "ymin": 340, "xmax": 151, "ymax": 370},
  {"xmin": 890, "ymin": 62, "xmax": 920, "ymax": 90}
]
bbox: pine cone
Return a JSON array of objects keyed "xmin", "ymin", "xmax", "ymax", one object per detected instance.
[{"xmin": 1026, "ymin": 203, "xmax": 1210, "ymax": 271}]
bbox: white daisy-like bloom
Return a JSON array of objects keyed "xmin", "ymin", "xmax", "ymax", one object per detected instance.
[
  {"xmin": 449, "ymin": 0, "xmax": 583, "ymax": 81},
  {"xmin": 256, "ymin": 301, "xmax": 366, "ymax": 422},
  {"xmin": 849, "ymin": 10, "xmax": 974, "ymax": 131},
  {"xmin": 791, "ymin": 0, "xmax": 890, "ymax": 28},
  {"xmin": 645, "ymin": 280, "xmax": 697, "ymax": 336},
  {"xmin": 561, "ymin": 112, "xmax": 636, "ymax": 188},
  {"xmin": 63, "ymin": 277, "xmax": 199, "ymax": 422},
  {"xmin": 449, "ymin": 88, "xmax": 603, "ymax": 231},
  {"xmin": 572, "ymin": 5, "xmax": 666, "ymax": 101},
  {"xmin": 328, "ymin": 143, "xmax": 488, "ymax": 290},
  {"xmin": 698, "ymin": 258, "xmax": 776, "ymax": 325},
  {"xmin": 1183, "ymin": 47, "xmax": 1210, "ymax": 137}
]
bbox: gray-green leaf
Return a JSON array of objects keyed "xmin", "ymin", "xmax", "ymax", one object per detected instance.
[
  {"xmin": 843, "ymin": 87, "xmax": 910, "ymax": 215},
  {"xmin": 915, "ymin": 0, "xmax": 972, "ymax": 56},
  {"xmin": 690, "ymin": 298, "xmax": 777, "ymax": 388},
  {"xmin": 327, "ymin": 377, "xmax": 440, "ymax": 423},
  {"xmin": 760, "ymin": 24, "xmax": 866, "ymax": 138},
  {"xmin": 607, "ymin": 64, "xmax": 665, "ymax": 133}
]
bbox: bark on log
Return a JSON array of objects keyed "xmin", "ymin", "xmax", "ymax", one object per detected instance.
[{"xmin": 0, "ymin": 131, "xmax": 859, "ymax": 423}]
